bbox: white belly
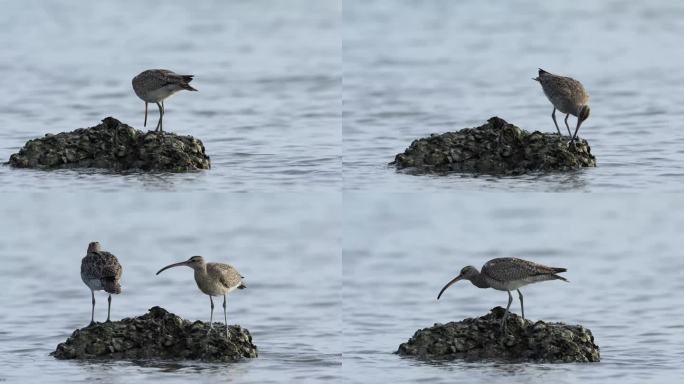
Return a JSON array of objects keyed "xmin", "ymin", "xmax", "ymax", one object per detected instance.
[{"xmin": 143, "ymin": 84, "xmax": 183, "ymax": 102}]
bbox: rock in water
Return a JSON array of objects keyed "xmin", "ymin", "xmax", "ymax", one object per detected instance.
[
  {"xmin": 52, "ymin": 306, "xmax": 257, "ymax": 362},
  {"xmin": 8, "ymin": 117, "xmax": 210, "ymax": 171},
  {"xmin": 391, "ymin": 117, "xmax": 596, "ymax": 175},
  {"xmin": 397, "ymin": 307, "xmax": 600, "ymax": 363}
]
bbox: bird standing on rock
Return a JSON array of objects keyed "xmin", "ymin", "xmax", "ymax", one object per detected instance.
[
  {"xmin": 156, "ymin": 256, "xmax": 246, "ymax": 338},
  {"xmin": 437, "ymin": 257, "xmax": 568, "ymax": 331},
  {"xmin": 132, "ymin": 69, "xmax": 197, "ymax": 132},
  {"xmin": 533, "ymin": 68, "xmax": 590, "ymax": 146},
  {"xmin": 80, "ymin": 241, "xmax": 123, "ymax": 326}
]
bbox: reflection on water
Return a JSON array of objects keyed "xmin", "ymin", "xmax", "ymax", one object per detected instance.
[
  {"xmin": 0, "ymin": 0, "xmax": 341, "ymax": 192},
  {"xmin": 0, "ymin": 193, "xmax": 341, "ymax": 383},
  {"xmin": 343, "ymin": 0, "xmax": 684, "ymax": 192},
  {"xmin": 343, "ymin": 193, "xmax": 684, "ymax": 383}
]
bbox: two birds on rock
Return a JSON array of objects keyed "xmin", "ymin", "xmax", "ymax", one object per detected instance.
[{"xmin": 81, "ymin": 241, "xmax": 244, "ymax": 338}]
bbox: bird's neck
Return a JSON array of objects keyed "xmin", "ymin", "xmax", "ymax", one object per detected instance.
[
  {"xmin": 469, "ymin": 272, "xmax": 490, "ymax": 288},
  {"xmin": 193, "ymin": 265, "xmax": 208, "ymax": 279}
]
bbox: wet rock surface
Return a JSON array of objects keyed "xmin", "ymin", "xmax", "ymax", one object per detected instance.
[
  {"xmin": 397, "ymin": 307, "xmax": 600, "ymax": 363},
  {"xmin": 391, "ymin": 117, "xmax": 596, "ymax": 175},
  {"xmin": 8, "ymin": 117, "xmax": 210, "ymax": 171},
  {"xmin": 52, "ymin": 306, "xmax": 257, "ymax": 362}
]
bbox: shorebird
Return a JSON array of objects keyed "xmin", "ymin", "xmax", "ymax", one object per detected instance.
[
  {"xmin": 533, "ymin": 68, "xmax": 590, "ymax": 146},
  {"xmin": 156, "ymin": 256, "xmax": 245, "ymax": 337},
  {"xmin": 437, "ymin": 257, "xmax": 567, "ymax": 331},
  {"xmin": 80, "ymin": 241, "xmax": 123, "ymax": 325},
  {"xmin": 132, "ymin": 69, "xmax": 197, "ymax": 132}
]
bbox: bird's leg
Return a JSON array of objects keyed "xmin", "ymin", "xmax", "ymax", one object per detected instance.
[
  {"xmin": 551, "ymin": 108, "xmax": 562, "ymax": 136},
  {"xmin": 208, "ymin": 296, "xmax": 214, "ymax": 334},
  {"xmin": 501, "ymin": 291, "xmax": 513, "ymax": 331},
  {"xmin": 160, "ymin": 100, "xmax": 164, "ymax": 132},
  {"xmin": 90, "ymin": 291, "xmax": 96, "ymax": 326},
  {"xmin": 223, "ymin": 294, "xmax": 228, "ymax": 338},
  {"xmin": 564, "ymin": 114, "xmax": 572, "ymax": 137},
  {"xmin": 155, "ymin": 102, "xmax": 163, "ymax": 132},
  {"xmin": 143, "ymin": 102, "xmax": 148, "ymax": 127},
  {"xmin": 106, "ymin": 294, "xmax": 112, "ymax": 323},
  {"xmin": 517, "ymin": 289, "xmax": 524, "ymax": 322}
]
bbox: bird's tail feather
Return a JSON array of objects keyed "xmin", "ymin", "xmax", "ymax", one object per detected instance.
[
  {"xmin": 102, "ymin": 279, "xmax": 121, "ymax": 294},
  {"xmin": 552, "ymin": 274, "xmax": 569, "ymax": 283}
]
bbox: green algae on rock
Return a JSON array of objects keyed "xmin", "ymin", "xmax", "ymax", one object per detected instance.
[
  {"xmin": 391, "ymin": 117, "xmax": 596, "ymax": 175},
  {"xmin": 397, "ymin": 307, "xmax": 600, "ymax": 363},
  {"xmin": 52, "ymin": 306, "xmax": 257, "ymax": 362},
  {"xmin": 8, "ymin": 117, "xmax": 210, "ymax": 171}
]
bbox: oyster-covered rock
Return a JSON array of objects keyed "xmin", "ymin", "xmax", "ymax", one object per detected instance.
[
  {"xmin": 397, "ymin": 307, "xmax": 600, "ymax": 363},
  {"xmin": 8, "ymin": 117, "xmax": 210, "ymax": 171},
  {"xmin": 52, "ymin": 306, "xmax": 257, "ymax": 362},
  {"xmin": 391, "ymin": 117, "xmax": 596, "ymax": 175}
]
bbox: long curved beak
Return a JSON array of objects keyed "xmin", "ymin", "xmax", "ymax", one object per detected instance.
[
  {"xmin": 570, "ymin": 118, "xmax": 583, "ymax": 146},
  {"xmin": 437, "ymin": 275, "xmax": 463, "ymax": 300},
  {"xmin": 156, "ymin": 261, "xmax": 188, "ymax": 275}
]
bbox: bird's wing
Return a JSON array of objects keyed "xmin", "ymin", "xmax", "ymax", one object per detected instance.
[
  {"xmin": 544, "ymin": 75, "xmax": 589, "ymax": 104},
  {"xmin": 154, "ymin": 69, "xmax": 193, "ymax": 86},
  {"xmin": 482, "ymin": 257, "xmax": 560, "ymax": 282},
  {"xmin": 208, "ymin": 263, "xmax": 242, "ymax": 289}
]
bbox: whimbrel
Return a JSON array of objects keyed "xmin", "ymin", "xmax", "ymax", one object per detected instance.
[
  {"xmin": 437, "ymin": 257, "xmax": 567, "ymax": 331},
  {"xmin": 156, "ymin": 256, "xmax": 245, "ymax": 337},
  {"xmin": 533, "ymin": 68, "xmax": 590, "ymax": 146},
  {"xmin": 132, "ymin": 69, "xmax": 197, "ymax": 132},
  {"xmin": 80, "ymin": 242, "xmax": 123, "ymax": 325}
]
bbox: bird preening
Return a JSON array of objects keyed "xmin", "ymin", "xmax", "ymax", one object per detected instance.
[
  {"xmin": 156, "ymin": 256, "xmax": 246, "ymax": 338},
  {"xmin": 437, "ymin": 257, "xmax": 568, "ymax": 331},
  {"xmin": 80, "ymin": 242, "xmax": 122, "ymax": 326},
  {"xmin": 534, "ymin": 68, "xmax": 590, "ymax": 147},
  {"xmin": 132, "ymin": 69, "xmax": 197, "ymax": 132}
]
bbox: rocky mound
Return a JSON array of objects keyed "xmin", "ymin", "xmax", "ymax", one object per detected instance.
[
  {"xmin": 391, "ymin": 117, "xmax": 596, "ymax": 175},
  {"xmin": 52, "ymin": 306, "xmax": 257, "ymax": 362},
  {"xmin": 8, "ymin": 117, "xmax": 210, "ymax": 171},
  {"xmin": 397, "ymin": 307, "xmax": 599, "ymax": 363}
]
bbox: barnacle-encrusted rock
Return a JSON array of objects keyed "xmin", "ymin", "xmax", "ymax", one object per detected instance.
[
  {"xmin": 397, "ymin": 307, "xmax": 599, "ymax": 363},
  {"xmin": 8, "ymin": 117, "xmax": 210, "ymax": 171},
  {"xmin": 52, "ymin": 306, "xmax": 257, "ymax": 362},
  {"xmin": 391, "ymin": 117, "xmax": 596, "ymax": 175}
]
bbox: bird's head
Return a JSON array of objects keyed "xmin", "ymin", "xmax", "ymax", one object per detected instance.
[
  {"xmin": 578, "ymin": 105, "xmax": 590, "ymax": 124},
  {"xmin": 156, "ymin": 255, "xmax": 206, "ymax": 275},
  {"xmin": 437, "ymin": 265, "xmax": 479, "ymax": 299},
  {"xmin": 87, "ymin": 241, "xmax": 101, "ymax": 253}
]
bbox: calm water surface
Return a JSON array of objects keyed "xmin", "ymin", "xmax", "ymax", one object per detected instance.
[
  {"xmin": 0, "ymin": 194, "xmax": 341, "ymax": 383},
  {"xmin": 0, "ymin": 0, "xmax": 340, "ymax": 191},
  {"xmin": 343, "ymin": 193, "xmax": 684, "ymax": 383},
  {"xmin": 344, "ymin": 0, "xmax": 684, "ymax": 191}
]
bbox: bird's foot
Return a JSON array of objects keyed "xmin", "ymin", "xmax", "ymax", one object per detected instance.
[{"xmin": 88, "ymin": 321, "xmax": 96, "ymax": 327}]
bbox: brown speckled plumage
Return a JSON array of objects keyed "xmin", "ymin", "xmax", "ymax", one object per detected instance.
[
  {"xmin": 132, "ymin": 69, "xmax": 197, "ymax": 132},
  {"xmin": 81, "ymin": 241, "xmax": 122, "ymax": 324},
  {"xmin": 534, "ymin": 68, "xmax": 590, "ymax": 145},
  {"xmin": 156, "ymin": 255, "xmax": 245, "ymax": 337},
  {"xmin": 81, "ymin": 242, "xmax": 122, "ymax": 294},
  {"xmin": 438, "ymin": 257, "xmax": 567, "ymax": 331}
]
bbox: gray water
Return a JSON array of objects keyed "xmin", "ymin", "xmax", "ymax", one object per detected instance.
[
  {"xmin": 343, "ymin": 193, "xmax": 684, "ymax": 383},
  {"xmin": 0, "ymin": 0, "xmax": 340, "ymax": 191},
  {"xmin": 0, "ymin": 194, "xmax": 341, "ymax": 383},
  {"xmin": 2, "ymin": 0, "xmax": 684, "ymax": 383},
  {"xmin": 344, "ymin": 0, "xmax": 684, "ymax": 191}
]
